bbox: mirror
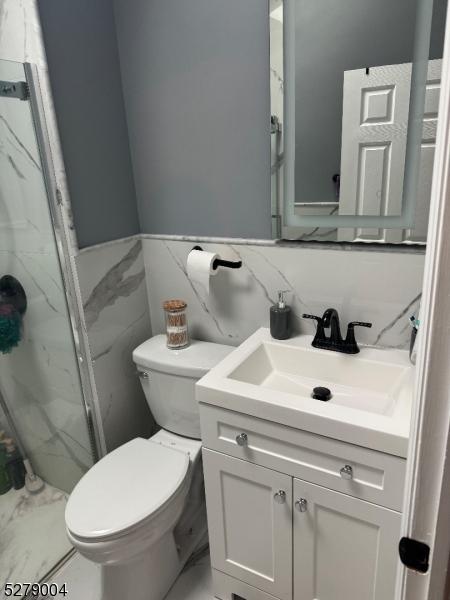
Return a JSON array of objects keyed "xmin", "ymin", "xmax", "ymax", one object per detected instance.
[{"xmin": 271, "ymin": 0, "xmax": 448, "ymax": 242}]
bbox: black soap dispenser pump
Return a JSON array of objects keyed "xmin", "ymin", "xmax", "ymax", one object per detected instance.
[{"xmin": 270, "ymin": 290, "xmax": 291, "ymax": 340}]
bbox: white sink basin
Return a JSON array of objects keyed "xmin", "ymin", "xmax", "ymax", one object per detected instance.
[
  {"xmin": 197, "ymin": 328, "xmax": 414, "ymax": 457},
  {"xmin": 228, "ymin": 341, "xmax": 409, "ymax": 417}
]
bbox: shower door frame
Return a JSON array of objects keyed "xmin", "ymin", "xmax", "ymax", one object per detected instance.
[{"xmin": 22, "ymin": 62, "xmax": 105, "ymax": 461}]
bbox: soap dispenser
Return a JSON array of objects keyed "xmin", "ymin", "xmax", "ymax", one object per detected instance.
[{"xmin": 270, "ymin": 290, "xmax": 291, "ymax": 340}]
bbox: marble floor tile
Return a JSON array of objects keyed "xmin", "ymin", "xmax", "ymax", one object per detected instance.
[
  {"xmin": 0, "ymin": 483, "xmax": 71, "ymax": 598},
  {"xmin": 41, "ymin": 550, "xmax": 216, "ymax": 600},
  {"xmin": 39, "ymin": 552, "xmax": 101, "ymax": 600},
  {"xmin": 166, "ymin": 553, "xmax": 214, "ymax": 600}
]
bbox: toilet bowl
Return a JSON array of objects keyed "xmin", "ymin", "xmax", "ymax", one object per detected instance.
[
  {"xmin": 65, "ymin": 335, "xmax": 233, "ymax": 600},
  {"xmin": 66, "ymin": 436, "xmax": 194, "ymax": 600}
]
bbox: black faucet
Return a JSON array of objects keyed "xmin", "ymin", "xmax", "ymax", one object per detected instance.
[{"xmin": 302, "ymin": 308, "xmax": 372, "ymax": 354}]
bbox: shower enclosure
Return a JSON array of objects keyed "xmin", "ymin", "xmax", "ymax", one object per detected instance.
[{"xmin": 0, "ymin": 59, "xmax": 96, "ymax": 587}]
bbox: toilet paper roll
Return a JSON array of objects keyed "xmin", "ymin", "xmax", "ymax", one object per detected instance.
[{"xmin": 187, "ymin": 249, "xmax": 218, "ymax": 295}]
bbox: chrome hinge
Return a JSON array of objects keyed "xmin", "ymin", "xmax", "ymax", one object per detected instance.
[{"xmin": 0, "ymin": 80, "xmax": 29, "ymax": 100}]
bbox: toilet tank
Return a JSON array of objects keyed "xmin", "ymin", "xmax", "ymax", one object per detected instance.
[{"xmin": 133, "ymin": 335, "xmax": 233, "ymax": 439}]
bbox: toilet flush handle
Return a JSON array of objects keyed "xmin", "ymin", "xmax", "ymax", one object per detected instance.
[{"xmin": 137, "ymin": 370, "xmax": 149, "ymax": 379}]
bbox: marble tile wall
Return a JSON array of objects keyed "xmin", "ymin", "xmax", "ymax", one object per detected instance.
[
  {"xmin": 75, "ymin": 238, "xmax": 155, "ymax": 452},
  {"xmin": 0, "ymin": 0, "xmax": 92, "ymax": 494},
  {"xmin": 142, "ymin": 238, "xmax": 425, "ymax": 350},
  {"xmin": 0, "ymin": 0, "xmax": 79, "ymax": 254},
  {"xmin": 0, "ymin": 248, "xmax": 93, "ymax": 493}
]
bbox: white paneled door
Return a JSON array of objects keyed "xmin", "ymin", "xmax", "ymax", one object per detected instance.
[
  {"xmin": 338, "ymin": 60, "xmax": 441, "ymax": 242},
  {"xmin": 203, "ymin": 449, "xmax": 292, "ymax": 600},
  {"xmin": 293, "ymin": 478, "xmax": 401, "ymax": 600},
  {"xmin": 339, "ymin": 62, "xmax": 412, "ymax": 220}
]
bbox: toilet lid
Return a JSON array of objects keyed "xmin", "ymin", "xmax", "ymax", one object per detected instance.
[{"xmin": 65, "ymin": 438, "xmax": 189, "ymax": 540}]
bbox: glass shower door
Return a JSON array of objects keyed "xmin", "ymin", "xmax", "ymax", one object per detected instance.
[{"xmin": 0, "ymin": 59, "xmax": 94, "ymax": 589}]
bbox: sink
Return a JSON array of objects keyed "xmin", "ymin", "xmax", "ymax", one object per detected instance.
[
  {"xmin": 228, "ymin": 341, "xmax": 409, "ymax": 416},
  {"xmin": 197, "ymin": 328, "xmax": 414, "ymax": 457}
]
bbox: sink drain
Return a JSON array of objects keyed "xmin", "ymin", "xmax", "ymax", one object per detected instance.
[{"xmin": 312, "ymin": 386, "xmax": 332, "ymax": 401}]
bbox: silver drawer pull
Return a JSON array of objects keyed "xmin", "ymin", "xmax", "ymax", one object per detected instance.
[
  {"xmin": 295, "ymin": 498, "xmax": 308, "ymax": 513},
  {"xmin": 340, "ymin": 465, "xmax": 353, "ymax": 480},
  {"xmin": 235, "ymin": 433, "xmax": 248, "ymax": 447},
  {"xmin": 274, "ymin": 490, "xmax": 286, "ymax": 504}
]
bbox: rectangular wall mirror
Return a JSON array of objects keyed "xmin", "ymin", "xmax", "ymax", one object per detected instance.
[{"xmin": 271, "ymin": 0, "xmax": 448, "ymax": 243}]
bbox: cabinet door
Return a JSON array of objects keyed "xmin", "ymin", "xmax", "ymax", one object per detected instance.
[
  {"xmin": 203, "ymin": 449, "xmax": 292, "ymax": 600},
  {"xmin": 293, "ymin": 479, "xmax": 401, "ymax": 600}
]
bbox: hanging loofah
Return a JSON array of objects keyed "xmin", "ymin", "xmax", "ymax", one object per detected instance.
[{"xmin": 0, "ymin": 303, "xmax": 22, "ymax": 354}]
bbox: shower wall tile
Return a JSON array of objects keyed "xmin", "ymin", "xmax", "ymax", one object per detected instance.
[
  {"xmin": 0, "ymin": 76, "xmax": 56, "ymax": 255},
  {"xmin": 142, "ymin": 238, "xmax": 425, "ymax": 350},
  {"xmin": 0, "ymin": 250, "xmax": 92, "ymax": 492},
  {"xmin": 0, "ymin": 0, "xmax": 95, "ymax": 499},
  {"xmin": 0, "ymin": 0, "xmax": 79, "ymax": 255},
  {"xmin": 75, "ymin": 238, "xmax": 155, "ymax": 451},
  {"xmin": 0, "ymin": 0, "xmax": 47, "ymax": 67}
]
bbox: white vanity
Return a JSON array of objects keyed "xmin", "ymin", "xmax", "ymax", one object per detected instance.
[{"xmin": 197, "ymin": 328, "xmax": 413, "ymax": 600}]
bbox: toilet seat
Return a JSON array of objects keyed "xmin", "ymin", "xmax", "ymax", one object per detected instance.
[{"xmin": 65, "ymin": 438, "xmax": 189, "ymax": 542}]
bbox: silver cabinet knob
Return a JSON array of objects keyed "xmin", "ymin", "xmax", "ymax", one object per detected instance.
[
  {"xmin": 295, "ymin": 498, "xmax": 308, "ymax": 513},
  {"xmin": 274, "ymin": 490, "xmax": 286, "ymax": 504},
  {"xmin": 235, "ymin": 433, "xmax": 248, "ymax": 447},
  {"xmin": 340, "ymin": 465, "xmax": 353, "ymax": 480}
]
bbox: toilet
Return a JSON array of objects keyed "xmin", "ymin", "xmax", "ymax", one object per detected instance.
[{"xmin": 65, "ymin": 335, "xmax": 233, "ymax": 600}]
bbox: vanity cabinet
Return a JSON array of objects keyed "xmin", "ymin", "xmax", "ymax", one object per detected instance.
[
  {"xmin": 201, "ymin": 405, "xmax": 405, "ymax": 600},
  {"xmin": 293, "ymin": 479, "xmax": 400, "ymax": 600},
  {"xmin": 203, "ymin": 450, "xmax": 293, "ymax": 600}
]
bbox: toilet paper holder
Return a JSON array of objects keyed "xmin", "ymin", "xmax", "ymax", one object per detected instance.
[{"xmin": 192, "ymin": 246, "xmax": 242, "ymax": 270}]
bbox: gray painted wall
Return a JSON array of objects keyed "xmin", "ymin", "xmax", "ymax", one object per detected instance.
[
  {"xmin": 38, "ymin": 0, "xmax": 140, "ymax": 248},
  {"xmin": 113, "ymin": 0, "xmax": 272, "ymax": 239},
  {"xmin": 295, "ymin": 0, "xmax": 447, "ymax": 204}
]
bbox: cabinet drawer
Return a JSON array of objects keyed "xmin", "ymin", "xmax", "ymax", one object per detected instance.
[{"xmin": 200, "ymin": 403, "xmax": 406, "ymax": 511}]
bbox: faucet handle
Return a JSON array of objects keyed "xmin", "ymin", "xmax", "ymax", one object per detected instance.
[
  {"xmin": 348, "ymin": 321, "xmax": 372, "ymax": 329},
  {"xmin": 302, "ymin": 314, "xmax": 326, "ymax": 346},
  {"xmin": 344, "ymin": 321, "xmax": 373, "ymax": 354},
  {"xmin": 302, "ymin": 314, "xmax": 322, "ymax": 323}
]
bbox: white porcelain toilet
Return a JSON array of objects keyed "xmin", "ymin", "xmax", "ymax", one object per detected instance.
[{"xmin": 65, "ymin": 335, "xmax": 232, "ymax": 600}]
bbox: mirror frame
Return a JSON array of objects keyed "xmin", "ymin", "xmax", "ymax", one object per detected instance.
[{"xmin": 271, "ymin": 0, "xmax": 438, "ymax": 242}]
